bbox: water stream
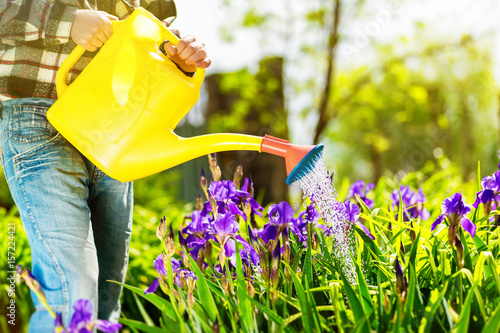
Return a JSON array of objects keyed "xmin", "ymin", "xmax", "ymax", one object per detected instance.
[{"xmin": 294, "ymin": 156, "xmax": 357, "ymax": 284}]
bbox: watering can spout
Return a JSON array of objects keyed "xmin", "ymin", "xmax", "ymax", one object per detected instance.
[
  {"xmin": 261, "ymin": 135, "xmax": 324, "ymax": 185},
  {"xmin": 106, "ymin": 133, "xmax": 323, "ymax": 184}
]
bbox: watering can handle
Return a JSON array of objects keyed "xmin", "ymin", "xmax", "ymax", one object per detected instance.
[{"xmin": 56, "ymin": 20, "xmax": 127, "ymax": 97}]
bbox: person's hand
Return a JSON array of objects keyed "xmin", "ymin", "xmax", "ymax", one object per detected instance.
[
  {"xmin": 70, "ymin": 10, "xmax": 118, "ymax": 52},
  {"xmin": 163, "ymin": 34, "xmax": 211, "ymax": 73}
]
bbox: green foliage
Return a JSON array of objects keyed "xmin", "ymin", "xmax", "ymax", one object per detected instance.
[{"xmin": 117, "ymin": 157, "xmax": 500, "ymax": 332}]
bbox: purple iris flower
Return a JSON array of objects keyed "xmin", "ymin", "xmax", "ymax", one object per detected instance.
[
  {"xmin": 175, "ymin": 269, "xmax": 197, "ymax": 288},
  {"xmin": 145, "ymin": 256, "xmax": 181, "ymax": 294},
  {"xmin": 68, "ymin": 299, "xmax": 121, "ymax": 332},
  {"xmin": 183, "ymin": 210, "xmax": 211, "ymax": 239},
  {"xmin": 291, "ymin": 212, "xmax": 308, "ymax": 243},
  {"xmin": 209, "ymin": 180, "xmax": 237, "ymax": 200},
  {"xmin": 223, "ymin": 237, "xmax": 259, "ymax": 268},
  {"xmin": 391, "ymin": 185, "xmax": 430, "ymax": 221},
  {"xmin": 268, "ymin": 201, "xmax": 294, "ymax": 226},
  {"xmin": 209, "ymin": 180, "xmax": 247, "ymax": 219},
  {"xmin": 346, "ymin": 180, "xmax": 375, "ymax": 209},
  {"xmin": 258, "ymin": 224, "xmax": 279, "ymax": 244},
  {"xmin": 212, "ymin": 212, "xmax": 239, "ymax": 245},
  {"xmin": 473, "ymin": 171, "xmax": 500, "ymax": 209},
  {"xmin": 431, "ymin": 193, "xmax": 476, "ymax": 239},
  {"xmin": 343, "ymin": 201, "xmax": 375, "ymax": 240},
  {"xmin": 231, "ymin": 177, "xmax": 264, "ymax": 218},
  {"xmin": 55, "ymin": 313, "xmax": 65, "ymax": 332}
]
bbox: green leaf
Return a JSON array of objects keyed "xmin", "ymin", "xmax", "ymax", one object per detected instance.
[
  {"xmin": 132, "ymin": 292, "xmax": 155, "ymax": 327},
  {"xmin": 247, "ymin": 297, "xmax": 285, "ymax": 326},
  {"xmin": 302, "ymin": 224, "xmax": 314, "ymax": 287},
  {"xmin": 185, "ymin": 252, "xmax": 219, "ymax": 322},
  {"xmin": 353, "ymin": 258, "xmax": 374, "ymax": 315},
  {"xmin": 119, "ymin": 318, "xmax": 165, "ymax": 333},
  {"xmin": 305, "ymin": 277, "xmax": 322, "ymax": 333},
  {"xmin": 454, "ymin": 282, "xmax": 477, "ymax": 333},
  {"xmin": 235, "ymin": 241, "xmax": 254, "ymax": 333},
  {"xmin": 111, "ymin": 281, "xmax": 177, "ymax": 322},
  {"xmin": 482, "ymin": 301, "xmax": 500, "ymax": 333},
  {"xmin": 418, "ymin": 282, "xmax": 448, "ymax": 333},
  {"xmin": 353, "ymin": 225, "xmax": 387, "ymax": 264},
  {"xmin": 403, "ymin": 262, "xmax": 416, "ymax": 328},
  {"xmin": 339, "ymin": 268, "xmax": 369, "ymax": 333},
  {"xmin": 284, "ymin": 263, "xmax": 315, "ymax": 332},
  {"xmin": 472, "ymin": 234, "xmax": 489, "ymax": 253}
]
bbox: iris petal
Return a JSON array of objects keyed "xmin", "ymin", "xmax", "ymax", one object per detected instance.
[{"xmin": 461, "ymin": 217, "xmax": 477, "ymax": 238}]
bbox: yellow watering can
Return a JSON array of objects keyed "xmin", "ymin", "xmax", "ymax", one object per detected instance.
[{"xmin": 47, "ymin": 7, "xmax": 323, "ymax": 184}]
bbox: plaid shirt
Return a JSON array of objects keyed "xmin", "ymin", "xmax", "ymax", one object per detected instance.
[{"xmin": 0, "ymin": 0, "xmax": 176, "ymax": 100}]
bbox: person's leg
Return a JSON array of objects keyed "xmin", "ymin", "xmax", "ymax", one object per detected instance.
[
  {"xmin": 0, "ymin": 98, "xmax": 99, "ymax": 331},
  {"xmin": 87, "ymin": 169, "xmax": 133, "ymax": 322}
]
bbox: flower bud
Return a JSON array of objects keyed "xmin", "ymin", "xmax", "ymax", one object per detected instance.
[
  {"xmin": 410, "ymin": 222, "xmax": 416, "ymax": 243},
  {"xmin": 213, "ymin": 318, "xmax": 220, "ymax": 333},
  {"xmin": 448, "ymin": 224, "xmax": 456, "ymax": 247},
  {"xmin": 208, "ymin": 154, "xmax": 221, "ymax": 181},
  {"xmin": 156, "ymin": 216, "xmax": 168, "ymax": 240},
  {"xmin": 246, "ymin": 281, "xmax": 255, "ymax": 299},
  {"xmin": 210, "ymin": 196, "xmax": 218, "ymax": 217},
  {"xmin": 158, "ymin": 276, "xmax": 171, "ymax": 295},
  {"xmin": 271, "ymin": 290, "xmax": 279, "ymax": 306},
  {"xmin": 249, "ymin": 175, "xmax": 255, "ymax": 198},
  {"xmin": 195, "ymin": 193, "xmax": 204, "ymax": 210},
  {"xmin": 395, "ymin": 257, "xmax": 407, "ymax": 303},
  {"xmin": 196, "ymin": 247, "xmax": 205, "ymax": 270},
  {"xmin": 165, "ymin": 234, "xmax": 176, "ymax": 257},
  {"xmin": 54, "ymin": 313, "xmax": 64, "ymax": 333},
  {"xmin": 17, "ymin": 266, "xmax": 47, "ymax": 306},
  {"xmin": 204, "ymin": 241, "xmax": 213, "ymax": 266},
  {"xmin": 187, "ymin": 292, "xmax": 196, "ymax": 309},
  {"xmin": 455, "ymin": 235, "xmax": 464, "ymax": 268},
  {"xmin": 233, "ymin": 164, "xmax": 244, "ymax": 189},
  {"xmin": 200, "ymin": 167, "xmax": 209, "ymax": 200},
  {"xmin": 219, "ymin": 248, "xmax": 227, "ymax": 270}
]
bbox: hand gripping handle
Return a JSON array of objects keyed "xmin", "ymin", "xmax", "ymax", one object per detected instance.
[{"xmin": 55, "ymin": 20, "xmax": 126, "ymax": 97}]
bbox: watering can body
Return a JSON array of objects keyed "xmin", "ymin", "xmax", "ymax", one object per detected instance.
[
  {"xmin": 47, "ymin": 8, "xmax": 259, "ymax": 182},
  {"xmin": 48, "ymin": 7, "xmax": 320, "ymax": 184}
]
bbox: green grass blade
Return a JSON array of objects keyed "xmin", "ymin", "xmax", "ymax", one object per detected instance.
[
  {"xmin": 353, "ymin": 258, "xmax": 374, "ymax": 315},
  {"xmin": 455, "ymin": 282, "xmax": 477, "ymax": 333},
  {"xmin": 132, "ymin": 292, "xmax": 155, "ymax": 327},
  {"xmin": 403, "ymin": 262, "xmax": 416, "ymax": 328},
  {"xmin": 112, "ymin": 281, "xmax": 177, "ymax": 322},
  {"xmin": 247, "ymin": 297, "xmax": 285, "ymax": 326},
  {"xmin": 284, "ymin": 263, "xmax": 315, "ymax": 332},
  {"xmin": 186, "ymin": 252, "xmax": 220, "ymax": 322},
  {"xmin": 119, "ymin": 318, "xmax": 166, "ymax": 333},
  {"xmin": 482, "ymin": 301, "xmax": 500, "ymax": 333},
  {"xmin": 302, "ymin": 224, "xmax": 314, "ymax": 287},
  {"xmin": 305, "ymin": 277, "xmax": 323, "ymax": 333},
  {"xmin": 419, "ymin": 282, "xmax": 448, "ymax": 333},
  {"xmin": 235, "ymin": 241, "xmax": 254, "ymax": 333},
  {"xmin": 339, "ymin": 268, "xmax": 370, "ymax": 333}
]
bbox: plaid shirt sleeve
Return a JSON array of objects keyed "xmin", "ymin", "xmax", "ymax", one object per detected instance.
[
  {"xmin": 140, "ymin": 0, "xmax": 176, "ymax": 25},
  {"xmin": 0, "ymin": 0, "xmax": 78, "ymax": 46}
]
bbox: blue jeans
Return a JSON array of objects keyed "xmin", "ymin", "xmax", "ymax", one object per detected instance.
[{"xmin": 0, "ymin": 98, "xmax": 133, "ymax": 331}]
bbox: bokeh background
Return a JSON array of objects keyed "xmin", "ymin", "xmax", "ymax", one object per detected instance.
[{"xmin": 1, "ymin": 0, "xmax": 499, "ymax": 331}]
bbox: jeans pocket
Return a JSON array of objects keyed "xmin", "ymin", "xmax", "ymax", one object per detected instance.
[{"xmin": 11, "ymin": 105, "xmax": 57, "ymax": 143}]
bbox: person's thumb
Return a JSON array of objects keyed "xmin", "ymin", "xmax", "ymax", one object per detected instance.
[{"xmin": 163, "ymin": 42, "xmax": 177, "ymax": 56}]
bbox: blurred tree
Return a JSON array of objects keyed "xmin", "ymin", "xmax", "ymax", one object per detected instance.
[
  {"xmin": 205, "ymin": 57, "xmax": 289, "ymax": 204},
  {"xmin": 214, "ymin": 0, "xmax": 499, "ymax": 183}
]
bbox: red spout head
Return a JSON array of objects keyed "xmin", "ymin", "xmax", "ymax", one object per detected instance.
[{"xmin": 261, "ymin": 135, "xmax": 324, "ymax": 185}]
